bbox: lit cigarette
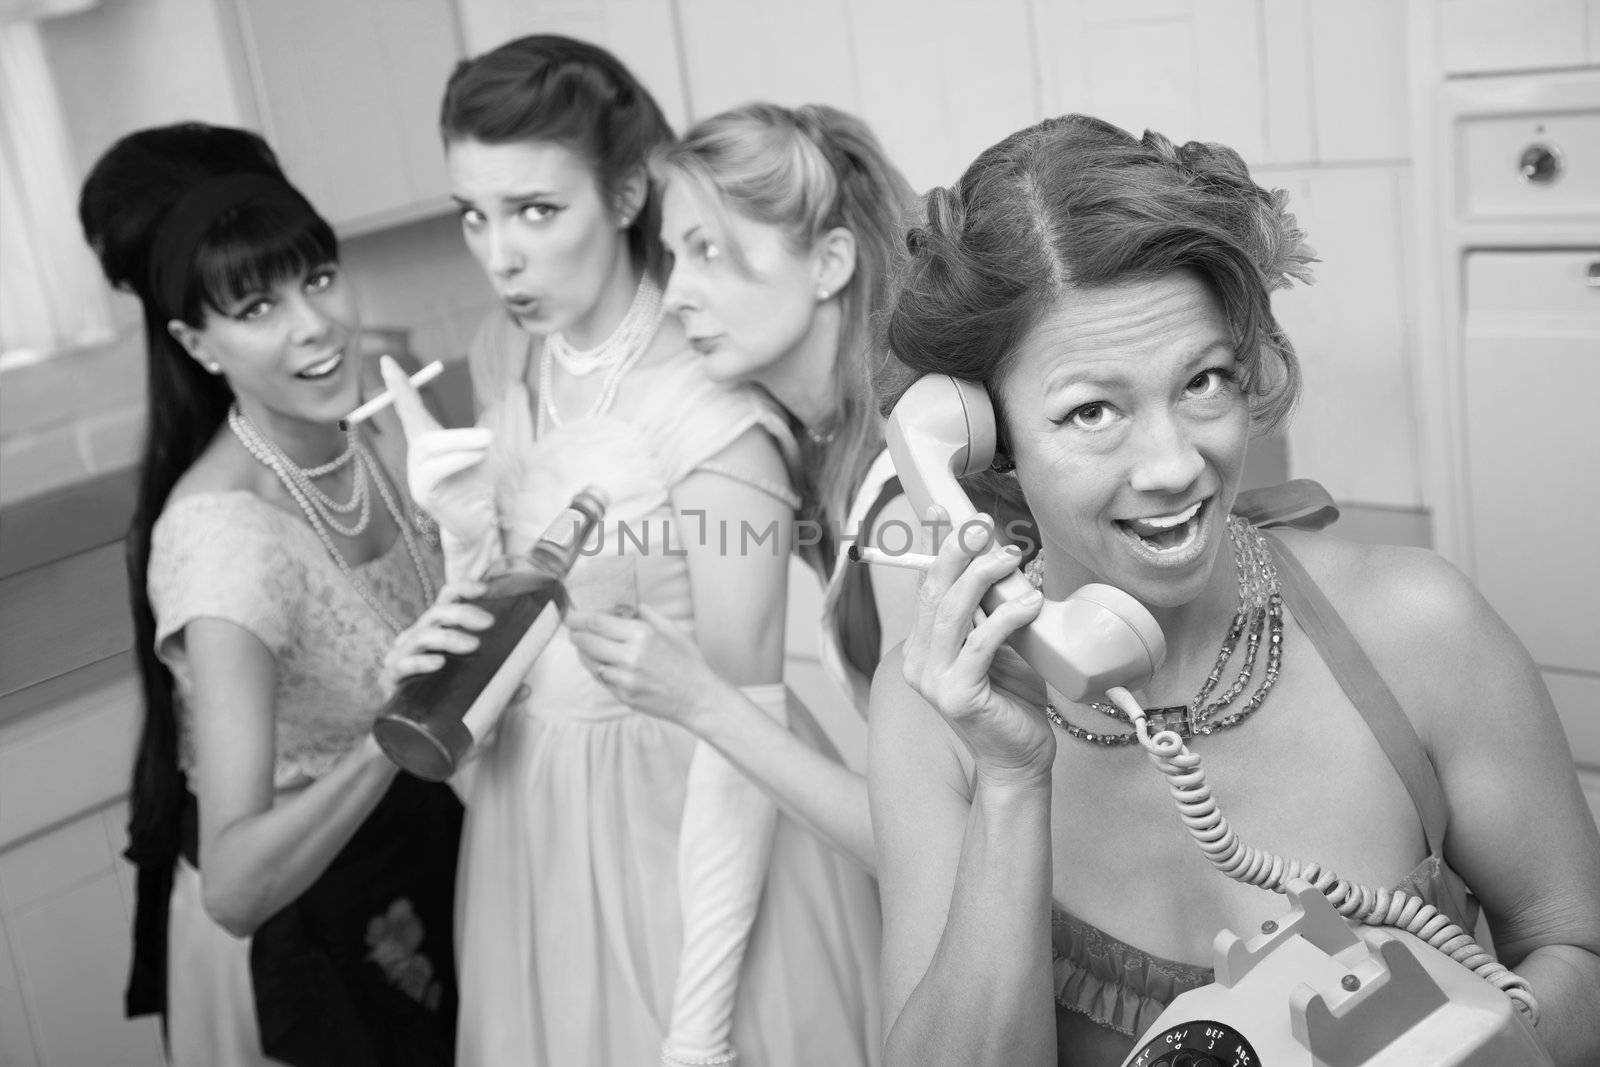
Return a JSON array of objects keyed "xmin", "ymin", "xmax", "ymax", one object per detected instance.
[
  {"xmin": 848, "ymin": 545, "xmax": 936, "ymax": 572},
  {"xmin": 339, "ymin": 360, "xmax": 445, "ymax": 429}
]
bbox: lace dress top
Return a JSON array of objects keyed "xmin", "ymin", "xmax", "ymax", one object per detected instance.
[{"xmin": 148, "ymin": 491, "xmax": 440, "ymax": 789}]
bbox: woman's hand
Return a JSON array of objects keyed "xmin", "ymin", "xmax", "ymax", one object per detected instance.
[
  {"xmin": 901, "ymin": 508, "xmax": 1055, "ymax": 784},
  {"xmin": 380, "ymin": 578, "xmax": 494, "ymax": 699},
  {"xmin": 567, "ymin": 604, "xmax": 728, "ymax": 730},
  {"xmin": 378, "ymin": 355, "xmax": 497, "ymax": 548}
]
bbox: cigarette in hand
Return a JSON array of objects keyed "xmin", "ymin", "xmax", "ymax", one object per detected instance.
[
  {"xmin": 847, "ymin": 545, "xmax": 937, "ymax": 572},
  {"xmin": 339, "ymin": 359, "xmax": 445, "ymax": 430}
]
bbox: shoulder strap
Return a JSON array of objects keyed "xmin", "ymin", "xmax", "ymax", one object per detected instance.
[
  {"xmin": 1262, "ymin": 531, "xmax": 1450, "ymax": 856},
  {"xmin": 1234, "ymin": 478, "xmax": 1340, "ymax": 531}
]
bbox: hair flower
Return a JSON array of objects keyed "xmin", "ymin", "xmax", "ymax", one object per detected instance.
[{"xmin": 1261, "ymin": 188, "xmax": 1318, "ymax": 291}]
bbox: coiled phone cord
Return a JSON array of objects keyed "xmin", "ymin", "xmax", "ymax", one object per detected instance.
[{"xmin": 1101, "ymin": 685, "xmax": 1540, "ymax": 1024}]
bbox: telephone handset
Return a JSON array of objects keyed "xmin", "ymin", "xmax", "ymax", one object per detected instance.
[
  {"xmin": 886, "ymin": 374, "xmax": 1549, "ymax": 1064},
  {"xmin": 884, "ymin": 373, "xmax": 1166, "ymax": 702}
]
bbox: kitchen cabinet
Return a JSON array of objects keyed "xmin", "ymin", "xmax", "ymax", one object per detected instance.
[
  {"xmin": 1415, "ymin": 61, "xmax": 1600, "ymax": 830},
  {"xmin": 1438, "ymin": 0, "xmax": 1597, "ymax": 75},
  {"xmin": 1461, "ymin": 250, "xmax": 1599, "ymax": 677},
  {"xmin": 0, "ymin": 667, "xmax": 162, "ymax": 1066},
  {"xmin": 1461, "ymin": 250, "xmax": 1600, "ymax": 825},
  {"xmin": 224, "ymin": 0, "xmax": 463, "ymax": 234}
]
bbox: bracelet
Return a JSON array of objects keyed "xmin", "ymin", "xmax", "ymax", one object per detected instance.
[{"xmin": 661, "ymin": 1045, "xmax": 737, "ymax": 1067}]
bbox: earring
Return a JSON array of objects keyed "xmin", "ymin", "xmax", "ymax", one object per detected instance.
[
  {"xmin": 205, "ymin": 362, "xmax": 222, "ymax": 375},
  {"xmin": 618, "ymin": 214, "xmax": 634, "ymax": 228},
  {"xmin": 816, "ymin": 287, "xmax": 831, "ymax": 301}
]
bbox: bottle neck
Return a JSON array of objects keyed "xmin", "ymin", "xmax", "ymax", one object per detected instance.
[{"xmin": 528, "ymin": 500, "xmax": 604, "ymax": 577}]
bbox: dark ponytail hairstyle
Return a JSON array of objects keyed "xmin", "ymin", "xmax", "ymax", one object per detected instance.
[
  {"xmin": 77, "ymin": 122, "xmax": 336, "ymax": 1018},
  {"xmin": 438, "ymin": 34, "xmax": 675, "ymax": 283}
]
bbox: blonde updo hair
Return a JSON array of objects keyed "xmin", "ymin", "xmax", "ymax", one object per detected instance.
[{"xmin": 653, "ymin": 103, "xmax": 918, "ymax": 576}]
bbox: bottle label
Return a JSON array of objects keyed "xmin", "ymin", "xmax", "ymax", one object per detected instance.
[{"xmin": 529, "ymin": 490, "xmax": 605, "ymax": 576}]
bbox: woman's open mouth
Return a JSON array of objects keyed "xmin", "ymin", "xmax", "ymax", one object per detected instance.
[
  {"xmin": 1115, "ymin": 498, "xmax": 1209, "ymax": 563},
  {"xmin": 295, "ymin": 350, "xmax": 344, "ymax": 380}
]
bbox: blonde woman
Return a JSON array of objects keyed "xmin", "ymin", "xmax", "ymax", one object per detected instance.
[{"xmin": 569, "ymin": 103, "xmax": 922, "ymax": 874}]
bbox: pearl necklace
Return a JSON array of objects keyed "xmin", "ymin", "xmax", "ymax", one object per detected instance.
[
  {"xmin": 543, "ymin": 274, "xmax": 663, "ymax": 376},
  {"xmin": 299, "ymin": 439, "xmax": 356, "ymax": 478},
  {"xmin": 539, "ymin": 276, "xmax": 663, "ymax": 431},
  {"xmin": 229, "ymin": 409, "xmax": 371, "ymax": 536},
  {"xmin": 1032, "ymin": 515, "xmax": 1284, "ymax": 745},
  {"xmin": 227, "ymin": 405, "xmax": 437, "ymax": 632},
  {"xmin": 296, "ymin": 438, "xmax": 368, "ymax": 531}
]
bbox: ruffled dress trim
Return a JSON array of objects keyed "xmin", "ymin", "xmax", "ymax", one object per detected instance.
[
  {"xmin": 1050, "ymin": 907, "xmax": 1211, "ymax": 1038},
  {"xmin": 1047, "ymin": 842, "xmax": 1474, "ymax": 1040},
  {"xmin": 1048, "ymin": 480, "xmax": 1480, "ymax": 1046}
]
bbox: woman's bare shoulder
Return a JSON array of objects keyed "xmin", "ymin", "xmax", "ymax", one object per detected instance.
[
  {"xmin": 1268, "ymin": 527, "xmax": 1483, "ymax": 635},
  {"xmin": 1268, "ymin": 527, "xmax": 1529, "ymax": 735},
  {"xmin": 167, "ymin": 429, "xmax": 270, "ymax": 504}
]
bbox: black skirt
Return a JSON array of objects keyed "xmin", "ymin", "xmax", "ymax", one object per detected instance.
[
  {"xmin": 247, "ymin": 772, "xmax": 463, "ymax": 1066},
  {"xmin": 127, "ymin": 773, "xmax": 464, "ymax": 1065}
]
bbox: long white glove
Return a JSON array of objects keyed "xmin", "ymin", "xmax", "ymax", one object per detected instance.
[
  {"xmin": 661, "ymin": 682, "xmax": 786, "ymax": 1067},
  {"xmin": 378, "ymin": 356, "xmax": 501, "ymax": 581}
]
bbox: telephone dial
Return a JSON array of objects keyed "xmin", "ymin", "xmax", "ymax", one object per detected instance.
[{"xmin": 885, "ymin": 374, "xmax": 1551, "ymax": 1067}]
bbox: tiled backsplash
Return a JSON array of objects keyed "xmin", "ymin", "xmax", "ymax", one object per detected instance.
[{"xmin": 0, "ymin": 329, "xmax": 147, "ymax": 507}]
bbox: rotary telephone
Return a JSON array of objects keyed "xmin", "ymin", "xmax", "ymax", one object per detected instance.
[{"xmin": 884, "ymin": 374, "xmax": 1550, "ymax": 1067}]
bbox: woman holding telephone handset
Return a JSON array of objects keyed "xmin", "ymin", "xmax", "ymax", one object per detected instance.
[{"xmin": 869, "ymin": 114, "xmax": 1600, "ymax": 1066}]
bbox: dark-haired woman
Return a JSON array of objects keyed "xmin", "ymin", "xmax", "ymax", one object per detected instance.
[
  {"xmin": 81, "ymin": 122, "xmax": 469, "ymax": 1067},
  {"xmin": 387, "ymin": 35, "xmax": 881, "ymax": 1067},
  {"xmin": 872, "ymin": 114, "xmax": 1600, "ymax": 1066}
]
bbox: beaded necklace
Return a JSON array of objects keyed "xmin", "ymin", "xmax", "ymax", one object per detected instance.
[
  {"xmin": 538, "ymin": 276, "xmax": 664, "ymax": 431},
  {"xmin": 1033, "ymin": 515, "xmax": 1284, "ymax": 745},
  {"xmin": 543, "ymin": 273, "xmax": 663, "ymax": 376},
  {"xmin": 292, "ymin": 433, "xmax": 368, "ymax": 536},
  {"xmin": 227, "ymin": 405, "xmax": 437, "ymax": 633}
]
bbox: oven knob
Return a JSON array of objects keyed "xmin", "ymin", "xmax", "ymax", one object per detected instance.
[{"xmin": 1518, "ymin": 143, "xmax": 1562, "ymax": 184}]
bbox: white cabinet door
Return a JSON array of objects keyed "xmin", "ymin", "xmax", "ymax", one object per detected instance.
[
  {"xmin": 0, "ymin": 808, "xmax": 163, "ymax": 1066},
  {"xmin": 1461, "ymin": 250, "xmax": 1600, "ymax": 775},
  {"xmin": 1439, "ymin": 0, "xmax": 1591, "ymax": 75},
  {"xmin": 0, "ymin": 668, "xmax": 158, "ymax": 1065},
  {"xmin": 1461, "ymin": 250, "xmax": 1600, "ymax": 674},
  {"xmin": 231, "ymin": 0, "xmax": 462, "ymax": 233}
]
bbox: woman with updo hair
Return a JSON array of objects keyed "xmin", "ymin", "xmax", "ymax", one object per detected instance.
[
  {"xmin": 566, "ymin": 101, "xmax": 924, "ymax": 869},
  {"xmin": 81, "ymin": 122, "xmax": 465, "ymax": 1066},
  {"xmin": 871, "ymin": 114, "xmax": 1600, "ymax": 1065},
  {"xmin": 383, "ymin": 38, "xmax": 882, "ymax": 1067},
  {"xmin": 557, "ymin": 98, "xmax": 923, "ymax": 1062}
]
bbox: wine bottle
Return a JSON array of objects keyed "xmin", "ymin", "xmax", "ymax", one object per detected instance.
[{"xmin": 373, "ymin": 486, "xmax": 609, "ymax": 780}]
